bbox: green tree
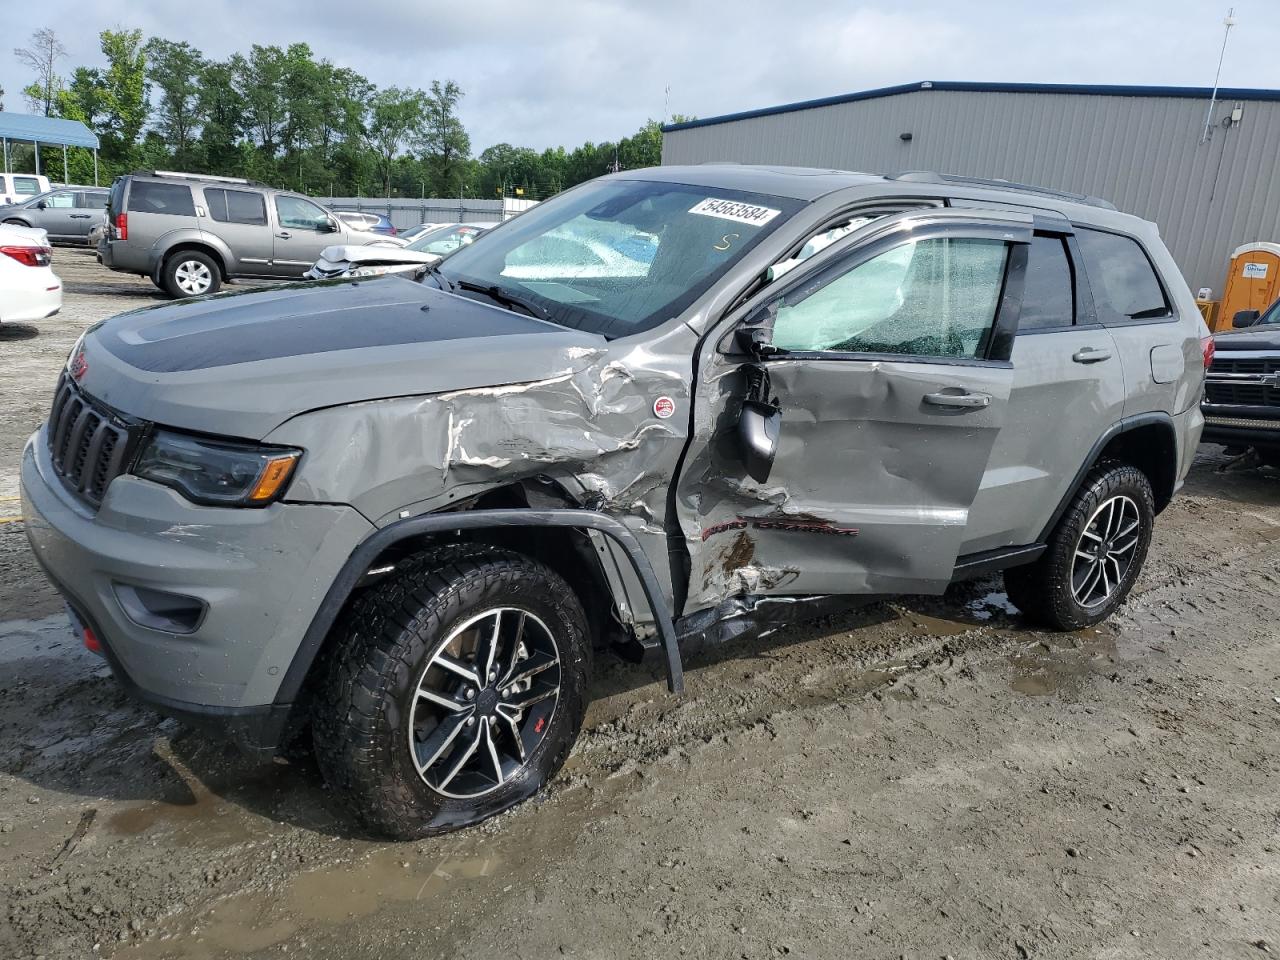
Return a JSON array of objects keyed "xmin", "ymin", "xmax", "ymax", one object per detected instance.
[
  {"xmin": 15, "ymin": 27, "xmax": 66, "ymax": 116},
  {"xmin": 198, "ymin": 59, "xmax": 247, "ymax": 174},
  {"xmin": 232, "ymin": 45, "xmax": 288, "ymax": 157},
  {"xmin": 97, "ymin": 29, "xmax": 149, "ymax": 167},
  {"xmin": 369, "ymin": 87, "xmax": 424, "ymax": 196},
  {"xmin": 418, "ymin": 80, "xmax": 470, "ymax": 196},
  {"xmin": 145, "ymin": 38, "xmax": 206, "ymax": 162}
]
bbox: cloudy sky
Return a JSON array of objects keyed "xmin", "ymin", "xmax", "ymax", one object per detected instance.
[{"xmin": 1, "ymin": 1, "xmax": 1275, "ymax": 152}]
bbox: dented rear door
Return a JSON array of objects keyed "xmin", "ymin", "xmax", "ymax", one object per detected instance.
[{"xmin": 676, "ymin": 210, "xmax": 1033, "ymax": 609}]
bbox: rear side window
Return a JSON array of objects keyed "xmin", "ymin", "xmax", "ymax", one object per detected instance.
[
  {"xmin": 13, "ymin": 177, "xmax": 41, "ymax": 196},
  {"xmin": 128, "ymin": 180, "xmax": 196, "ymax": 217},
  {"xmin": 78, "ymin": 191, "xmax": 109, "ymax": 208},
  {"xmin": 1075, "ymin": 227, "xmax": 1169, "ymax": 323},
  {"xmin": 1017, "ymin": 235, "xmax": 1074, "ymax": 331},
  {"xmin": 205, "ymin": 188, "xmax": 267, "ymax": 225}
]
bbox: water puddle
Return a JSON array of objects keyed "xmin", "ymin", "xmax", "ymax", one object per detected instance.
[
  {"xmin": 116, "ymin": 780, "xmax": 611, "ymax": 959},
  {"xmin": 1007, "ymin": 626, "xmax": 1118, "ymax": 698}
]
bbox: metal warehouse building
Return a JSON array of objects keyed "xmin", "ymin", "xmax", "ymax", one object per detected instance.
[{"xmin": 661, "ymin": 81, "xmax": 1280, "ymax": 295}]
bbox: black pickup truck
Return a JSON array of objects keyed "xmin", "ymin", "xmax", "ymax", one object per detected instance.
[{"xmin": 1203, "ymin": 299, "xmax": 1280, "ymax": 466}]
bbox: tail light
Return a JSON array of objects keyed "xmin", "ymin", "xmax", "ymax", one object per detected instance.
[
  {"xmin": 1201, "ymin": 335, "xmax": 1215, "ymax": 369},
  {"xmin": 114, "ymin": 211, "xmax": 127, "ymax": 241},
  {"xmin": 0, "ymin": 245, "xmax": 52, "ymax": 267}
]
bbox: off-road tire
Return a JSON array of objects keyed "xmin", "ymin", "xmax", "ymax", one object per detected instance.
[
  {"xmin": 161, "ymin": 250, "xmax": 221, "ymax": 298},
  {"xmin": 1255, "ymin": 447, "xmax": 1280, "ymax": 470},
  {"xmin": 1004, "ymin": 462, "xmax": 1154, "ymax": 630},
  {"xmin": 312, "ymin": 543, "xmax": 590, "ymax": 839}
]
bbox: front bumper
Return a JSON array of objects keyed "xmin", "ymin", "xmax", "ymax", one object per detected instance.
[
  {"xmin": 20, "ymin": 428, "xmax": 374, "ymax": 754},
  {"xmin": 1200, "ymin": 404, "xmax": 1280, "ymax": 449}
]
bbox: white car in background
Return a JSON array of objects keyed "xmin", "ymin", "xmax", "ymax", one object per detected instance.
[
  {"xmin": 0, "ymin": 172, "xmax": 51, "ymax": 205},
  {"xmin": 0, "ymin": 222, "xmax": 61, "ymax": 324},
  {"xmin": 306, "ymin": 222, "xmax": 489, "ymax": 280}
]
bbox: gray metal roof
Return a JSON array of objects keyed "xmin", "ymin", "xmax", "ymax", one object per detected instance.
[
  {"xmin": 0, "ymin": 112, "xmax": 99, "ymax": 149},
  {"xmin": 663, "ymin": 80, "xmax": 1280, "ymax": 133}
]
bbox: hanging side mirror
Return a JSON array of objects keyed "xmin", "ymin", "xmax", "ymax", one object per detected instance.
[
  {"xmin": 1233, "ymin": 309, "xmax": 1261, "ymax": 329},
  {"xmin": 737, "ymin": 363, "xmax": 782, "ymax": 483}
]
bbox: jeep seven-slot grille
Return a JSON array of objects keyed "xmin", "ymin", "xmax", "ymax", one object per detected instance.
[
  {"xmin": 1205, "ymin": 356, "xmax": 1280, "ymax": 407},
  {"xmin": 47, "ymin": 374, "xmax": 137, "ymax": 507}
]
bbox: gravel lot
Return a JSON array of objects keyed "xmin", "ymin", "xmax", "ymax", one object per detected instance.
[{"xmin": 1, "ymin": 248, "xmax": 1278, "ymax": 959}]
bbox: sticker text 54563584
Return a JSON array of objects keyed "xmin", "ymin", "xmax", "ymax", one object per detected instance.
[{"xmin": 688, "ymin": 197, "xmax": 781, "ymax": 227}]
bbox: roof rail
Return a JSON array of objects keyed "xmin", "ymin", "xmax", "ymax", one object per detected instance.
[
  {"xmin": 141, "ymin": 170, "xmax": 266, "ymax": 187},
  {"xmin": 885, "ymin": 170, "xmax": 1116, "ymax": 210}
]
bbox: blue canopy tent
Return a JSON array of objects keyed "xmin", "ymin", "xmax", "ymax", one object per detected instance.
[{"xmin": 0, "ymin": 112, "xmax": 101, "ymax": 185}]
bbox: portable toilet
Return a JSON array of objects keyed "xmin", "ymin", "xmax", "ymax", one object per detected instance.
[{"xmin": 1218, "ymin": 242, "xmax": 1280, "ymax": 331}]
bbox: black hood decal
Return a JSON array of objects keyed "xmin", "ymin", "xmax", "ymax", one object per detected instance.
[{"xmin": 99, "ymin": 278, "xmax": 558, "ymax": 373}]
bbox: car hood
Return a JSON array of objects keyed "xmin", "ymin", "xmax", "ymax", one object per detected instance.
[
  {"xmin": 1213, "ymin": 326, "xmax": 1280, "ymax": 352},
  {"xmin": 77, "ymin": 276, "xmax": 603, "ymax": 439},
  {"xmin": 318, "ymin": 244, "xmax": 440, "ymax": 267}
]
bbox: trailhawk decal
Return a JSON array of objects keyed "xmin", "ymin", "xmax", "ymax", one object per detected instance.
[
  {"xmin": 688, "ymin": 198, "xmax": 782, "ymax": 226},
  {"xmin": 700, "ymin": 516, "xmax": 860, "ymax": 541}
]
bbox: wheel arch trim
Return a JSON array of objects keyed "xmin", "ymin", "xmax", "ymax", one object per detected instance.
[
  {"xmin": 1037, "ymin": 411, "xmax": 1177, "ymax": 543},
  {"xmin": 276, "ymin": 509, "xmax": 685, "ymax": 707}
]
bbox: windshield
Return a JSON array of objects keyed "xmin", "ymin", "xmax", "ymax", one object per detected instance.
[
  {"xmin": 407, "ymin": 223, "xmax": 486, "ymax": 256},
  {"xmin": 1259, "ymin": 299, "xmax": 1280, "ymax": 325},
  {"xmin": 438, "ymin": 178, "xmax": 803, "ymax": 337}
]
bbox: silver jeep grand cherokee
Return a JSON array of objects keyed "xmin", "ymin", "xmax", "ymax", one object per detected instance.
[{"xmin": 22, "ymin": 165, "xmax": 1207, "ymax": 838}]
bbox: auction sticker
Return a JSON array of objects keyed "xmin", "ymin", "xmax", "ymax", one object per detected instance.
[
  {"xmin": 689, "ymin": 197, "xmax": 781, "ymax": 226},
  {"xmin": 653, "ymin": 396, "xmax": 676, "ymax": 419}
]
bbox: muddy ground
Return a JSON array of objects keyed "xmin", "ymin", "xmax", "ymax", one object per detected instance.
[{"xmin": 1, "ymin": 249, "xmax": 1277, "ymax": 959}]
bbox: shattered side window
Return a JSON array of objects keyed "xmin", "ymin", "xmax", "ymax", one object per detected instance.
[{"xmin": 772, "ymin": 237, "xmax": 1009, "ymax": 359}]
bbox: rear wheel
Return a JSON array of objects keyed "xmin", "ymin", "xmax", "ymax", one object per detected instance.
[
  {"xmin": 161, "ymin": 250, "xmax": 221, "ymax": 298},
  {"xmin": 1005, "ymin": 463, "xmax": 1154, "ymax": 630},
  {"xmin": 312, "ymin": 543, "xmax": 589, "ymax": 839}
]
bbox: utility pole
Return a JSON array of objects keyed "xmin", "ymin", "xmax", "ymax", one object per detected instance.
[{"xmin": 1201, "ymin": 8, "xmax": 1238, "ymax": 144}]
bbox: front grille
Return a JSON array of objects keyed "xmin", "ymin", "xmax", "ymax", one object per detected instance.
[
  {"xmin": 1205, "ymin": 355, "xmax": 1280, "ymax": 407},
  {"xmin": 47, "ymin": 374, "xmax": 140, "ymax": 507}
]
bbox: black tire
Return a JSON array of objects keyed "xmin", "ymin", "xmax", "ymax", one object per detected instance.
[
  {"xmin": 1005, "ymin": 462, "xmax": 1155, "ymax": 630},
  {"xmin": 161, "ymin": 250, "xmax": 221, "ymax": 298},
  {"xmin": 2, "ymin": 218, "xmax": 30, "ymax": 228},
  {"xmin": 1255, "ymin": 447, "xmax": 1280, "ymax": 470},
  {"xmin": 312, "ymin": 543, "xmax": 590, "ymax": 839}
]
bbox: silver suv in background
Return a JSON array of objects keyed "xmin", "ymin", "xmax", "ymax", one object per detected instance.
[
  {"xmin": 100, "ymin": 171, "xmax": 394, "ymax": 298},
  {"xmin": 2, "ymin": 187, "xmax": 109, "ymax": 243}
]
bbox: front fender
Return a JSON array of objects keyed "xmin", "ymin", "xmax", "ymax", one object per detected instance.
[{"xmin": 274, "ymin": 509, "xmax": 684, "ymax": 708}]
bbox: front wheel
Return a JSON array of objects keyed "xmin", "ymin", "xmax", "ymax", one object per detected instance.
[
  {"xmin": 313, "ymin": 543, "xmax": 590, "ymax": 839},
  {"xmin": 1005, "ymin": 463, "xmax": 1154, "ymax": 630}
]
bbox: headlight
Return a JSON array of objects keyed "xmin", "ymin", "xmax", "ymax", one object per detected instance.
[
  {"xmin": 132, "ymin": 430, "xmax": 302, "ymax": 507},
  {"xmin": 351, "ymin": 265, "xmax": 393, "ymax": 277}
]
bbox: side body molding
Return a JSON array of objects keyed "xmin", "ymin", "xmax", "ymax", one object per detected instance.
[{"xmin": 277, "ymin": 509, "xmax": 685, "ymax": 705}]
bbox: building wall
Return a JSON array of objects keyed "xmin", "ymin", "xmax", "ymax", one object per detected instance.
[{"xmin": 662, "ymin": 88, "xmax": 1280, "ymax": 294}]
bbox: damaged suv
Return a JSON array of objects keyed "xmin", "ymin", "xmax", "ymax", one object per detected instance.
[{"xmin": 22, "ymin": 166, "xmax": 1206, "ymax": 838}]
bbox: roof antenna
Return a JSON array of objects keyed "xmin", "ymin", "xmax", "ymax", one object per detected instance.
[{"xmin": 1200, "ymin": 7, "xmax": 1237, "ymax": 144}]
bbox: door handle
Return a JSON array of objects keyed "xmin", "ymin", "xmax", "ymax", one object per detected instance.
[
  {"xmin": 276, "ymin": 231, "xmax": 291, "ymax": 240},
  {"xmin": 923, "ymin": 390, "xmax": 991, "ymax": 409},
  {"xmin": 1072, "ymin": 346, "xmax": 1112, "ymax": 364},
  {"xmin": 70, "ymin": 214, "xmax": 90, "ymax": 219}
]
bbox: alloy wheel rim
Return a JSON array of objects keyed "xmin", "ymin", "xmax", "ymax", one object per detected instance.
[
  {"xmin": 1071, "ymin": 494, "xmax": 1141, "ymax": 608},
  {"xmin": 408, "ymin": 607, "xmax": 561, "ymax": 799},
  {"xmin": 175, "ymin": 260, "xmax": 212, "ymax": 295}
]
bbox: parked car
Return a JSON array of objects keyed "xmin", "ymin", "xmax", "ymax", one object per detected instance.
[
  {"xmin": 2, "ymin": 186, "xmax": 109, "ymax": 243},
  {"xmin": 397, "ymin": 222, "xmax": 450, "ymax": 243},
  {"xmin": 1201, "ymin": 296, "xmax": 1280, "ymax": 466},
  {"xmin": 0, "ymin": 172, "xmax": 51, "ymax": 205},
  {"xmin": 333, "ymin": 211, "xmax": 400, "ymax": 239},
  {"xmin": 305, "ymin": 222, "xmax": 489, "ymax": 280},
  {"xmin": 99, "ymin": 171, "xmax": 396, "ymax": 298},
  {"xmin": 22, "ymin": 165, "xmax": 1206, "ymax": 839},
  {"xmin": 0, "ymin": 222, "xmax": 61, "ymax": 324}
]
